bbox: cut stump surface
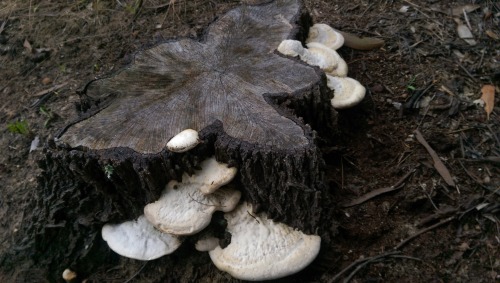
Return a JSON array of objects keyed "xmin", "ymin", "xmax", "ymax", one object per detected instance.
[{"xmin": 59, "ymin": 0, "xmax": 323, "ymax": 153}]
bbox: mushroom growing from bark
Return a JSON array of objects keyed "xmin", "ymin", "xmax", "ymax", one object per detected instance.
[
  {"xmin": 62, "ymin": 269, "xmax": 77, "ymax": 282},
  {"xmin": 101, "ymin": 215, "xmax": 182, "ymax": 260},
  {"xmin": 306, "ymin": 23, "xmax": 345, "ymax": 50},
  {"xmin": 144, "ymin": 156, "xmax": 239, "ymax": 235},
  {"xmin": 306, "ymin": 42, "xmax": 348, "ymax": 77},
  {"xmin": 195, "ymin": 236, "xmax": 220, "ymax": 252},
  {"xmin": 277, "ymin": 40, "xmax": 347, "ymax": 77},
  {"xmin": 186, "ymin": 157, "xmax": 238, "ymax": 195},
  {"xmin": 327, "ymin": 75, "xmax": 366, "ymax": 109},
  {"xmin": 208, "ymin": 202, "xmax": 321, "ymax": 281},
  {"xmin": 144, "ymin": 182, "xmax": 241, "ymax": 235},
  {"xmin": 166, "ymin": 129, "xmax": 200, "ymax": 153}
]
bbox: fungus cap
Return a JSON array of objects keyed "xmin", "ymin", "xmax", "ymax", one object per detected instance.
[
  {"xmin": 144, "ymin": 182, "xmax": 241, "ymax": 235},
  {"xmin": 277, "ymin": 39, "xmax": 305, "ymax": 57},
  {"xmin": 187, "ymin": 157, "xmax": 238, "ymax": 194},
  {"xmin": 332, "ymin": 55, "xmax": 348, "ymax": 77},
  {"xmin": 208, "ymin": 202, "xmax": 321, "ymax": 281},
  {"xmin": 62, "ymin": 269, "xmax": 77, "ymax": 282},
  {"xmin": 306, "ymin": 23, "xmax": 345, "ymax": 50},
  {"xmin": 166, "ymin": 129, "xmax": 200, "ymax": 153},
  {"xmin": 327, "ymin": 75, "xmax": 366, "ymax": 109},
  {"xmin": 195, "ymin": 237, "xmax": 220, "ymax": 252},
  {"xmin": 101, "ymin": 215, "xmax": 182, "ymax": 261},
  {"xmin": 303, "ymin": 42, "xmax": 346, "ymax": 76}
]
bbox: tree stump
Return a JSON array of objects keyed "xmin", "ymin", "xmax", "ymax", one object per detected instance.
[{"xmin": 5, "ymin": 0, "xmax": 337, "ymax": 281}]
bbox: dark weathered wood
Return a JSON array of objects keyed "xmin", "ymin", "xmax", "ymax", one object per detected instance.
[{"xmin": 5, "ymin": 1, "xmax": 337, "ymax": 281}]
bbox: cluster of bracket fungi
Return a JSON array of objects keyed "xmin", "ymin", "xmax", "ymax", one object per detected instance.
[
  {"xmin": 102, "ymin": 130, "xmax": 321, "ymax": 281},
  {"xmin": 97, "ymin": 22, "xmax": 366, "ymax": 281},
  {"xmin": 52, "ymin": 0, "xmax": 369, "ymax": 281},
  {"xmin": 278, "ymin": 23, "xmax": 366, "ymax": 109}
]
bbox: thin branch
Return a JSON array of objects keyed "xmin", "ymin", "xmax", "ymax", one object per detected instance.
[
  {"xmin": 394, "ymin": 216, "xmax": 455, "ymax": 250},
  {"xmin": 342, "ymin": 168, "xmax": 415, "ymax": 207},
  {"xmin": 328, "ymin": 251, "xmax": 400, "ymax": 283},
  {"xmin": 123, "ymin": 262, "xmax": 147, "ymax": 283}
]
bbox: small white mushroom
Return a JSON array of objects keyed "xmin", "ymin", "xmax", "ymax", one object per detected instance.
[
  {"xmin": 277, "ymin": 39, "xmax": 305, "ymax": 57},
  {"xmin": 278, "ymin": 40, "xmax": 348, "ymax": 76},
  {"xmin": 305, "ymin": 42, "xmax": 348, "ymax": 77},
  {"xmin": 144, "ymin": 182, "xmax": 241, "ymax": 235},
  {"xmin": 186, "ymin": 157, "xmax": 238, "ymax": 194},
  {"xmin": 101, "ymin": 215, "xmax": 182, "ymax": 260},
  {"xmin": 208, "ymin": 202, "xmax": 321, "ymax": 281},
  {"xmin": 62, "ymin": 268, "xmax": 77, "ymax": 282},
  {"xmin": 327, "ymin": 75, "xmax": 366, "ymax": 109},
  {"xmin": 195, "ymin": 236, "xmax": 220, "ymax": 252},
  {"xmin": 166, "ymin": 129, "xmax": 200, "ymax": 152},
  {"xmin": 306, "ymin": 23, "xmax": 345, "ymax": 50}
]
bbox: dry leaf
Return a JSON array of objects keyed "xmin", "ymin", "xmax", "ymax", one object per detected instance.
[
  {"xmin": 399, "ymin": 5, "xmax": 410, "ymax": 13},
  {"xmin": 414, "ymin": 130, "xmax": 456, "ymax": 187},
  {"xmin": 486, "ymin": 30, "xmax": 500, "ymax": 40},
  {"xmin": 23, "ymin": 39, "xmax": 32, "ymax": 53},
  {"xmin": 456, "ymin": 21, "xmax": 477, "ymax": 46},
  {"xmin": 480, "ymin": 85, "xmax": 495, "ymax": 120},
  {"xmin": 338, "ymin": 31, "xmax": 385, "ymax": 50},
  {"xmin": 451, "ymin": 4, "xmax": 480, "ymax": 16}
]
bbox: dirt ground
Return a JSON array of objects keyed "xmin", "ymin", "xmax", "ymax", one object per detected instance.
[{"xmin": 1, "ymin": 0, "xmax": 499, "ymax": 282}]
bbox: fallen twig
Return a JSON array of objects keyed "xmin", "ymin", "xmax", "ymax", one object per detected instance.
[
  {"xmin": 343, "ymin": 253, "xmax": 428, "ymax": 283},
  {"xmin": 417, "ymin": 206, "xmax": 458, "ymax": 227},
  {"xmin": 342, "ymin": 169, "xmax": 415, "ymax": 208},
  {"xmin": 328, "ymin": 251, "xmax": 400, "ymax": 283},
  {"xmin": 32, "ymin": 82, "xmax": 68, "ymax": 97},
  {"xmin": 394, "ymin": 216, "xmax": 455, "ymax": 250},
  {"xmin": 123, "ymin": 262, "xmax": 147, "ymax": 283},
  {"xmin": 457, "ymin": 160, "xmax": 500, "ymax": 196},
  {"xmin": 30, "ymin": 82, "xmax": 68, "ymax": 108},
  {"xmin": 414, "ymin": 129, "xmax": 456, "ymax": 187}
]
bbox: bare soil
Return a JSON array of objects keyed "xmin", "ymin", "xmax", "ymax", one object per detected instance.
[{"xmin": 1, "ymin": 0, "xmax": 499, "ymax": 282}]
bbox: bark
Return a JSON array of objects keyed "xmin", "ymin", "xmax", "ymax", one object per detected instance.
[{"xmin": 4, "ymin": 0, "xmax": 337, "ymax": 281}]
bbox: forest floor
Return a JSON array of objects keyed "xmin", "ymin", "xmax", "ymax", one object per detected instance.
[{"xmin": 0, "ymin": 0, "xmax": 499, "ymax": 282}]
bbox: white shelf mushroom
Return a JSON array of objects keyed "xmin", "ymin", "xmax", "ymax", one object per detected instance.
[
  {"xmin": 327, "ymin": 75, "xmax": 366, "ymax": 109},
  {"xmin": 62, "ymin": 269, "xmax": 77, "ymax": 282},
  {"xmin": 101, "ymin": 215, "xmax": 182, "ymax": 261},
  {"xmin": 277, "ymin": 39, "xmax": 306, "ymax": 57},
  {"xmin": 306, "ymin": 23, "xmax": 345, "ymax": 50},
  {"xmin": 305, "ymin": 42, "xmax": 348, "ymax": 77},
  {"xmin": 277, "ymin": 40, "xmax": 347, "ymax": 77},
  {"xmin": 144, "ymin": 182, "xmax": 241, "ymax": 235},
  {"xmin": 208, "ymin": 202, "xmax": 321, "ymax": 281},
  {"xmin": 166, "ymin": 129, "xmax": 200, "ymax": 153},
  {"xmin": 186, "ymin": 157, "xmax": 238, "ymax": 194},
  {"xmin": 195, "ymin": 236, "xmax": 220, "ymax": 252}
]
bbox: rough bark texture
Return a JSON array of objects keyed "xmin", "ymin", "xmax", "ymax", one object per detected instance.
[{"xmin": 4, "ymin": 0, "xmax": 337, "ymax": 281}]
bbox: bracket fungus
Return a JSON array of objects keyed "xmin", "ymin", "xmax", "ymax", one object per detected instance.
[
  {"xmin": 166, "ymin": 129, "xmax": 200, "ymax": 153},
  {"xmin": 327, "ymin": 75, "xmax": 366, "ymax": 109},
  {"xmin": 208, "ymin": 202, "xmax": 321, "ymax": 281},
  {"xmin": 277, "ymin": 40, "xmax": 348, "ymax": 77},
  {"xmin": 306, "ymin": 42, "xmax": 348, "ymax": 77},
  {"xmin": 184, "ymin": 157, "xmax": 238, "ymax": 195},
  {"xmin": 101, "ymin": 216, "xmax": 182, "ymax": 261},
  {"xmin": 306, "ymin": 23, "xmax": 345, "ymax": 50},
  {"xmin": 144, "ymin": 171, "xmax": 241, "ymax": 235}
]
